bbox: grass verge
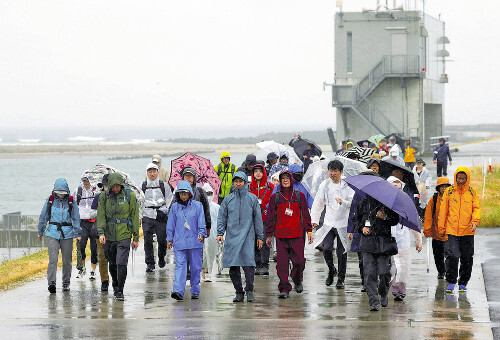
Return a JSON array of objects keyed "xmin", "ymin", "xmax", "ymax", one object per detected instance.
[{"xmin": 470, "ymin": 165, "xmax": 500, "ymax": 228}]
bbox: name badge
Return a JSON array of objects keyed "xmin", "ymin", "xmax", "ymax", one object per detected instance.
[
  {"xmin": 258, "ymin": 199, "xmax": 262, "ymax": 204},
  {"xmin": 184, "ymin": 222, "xmax": 190, "ymax": 230},
  {"xmin": 285, "ymin": 208, "xmax": 293, "ymax": 216}
]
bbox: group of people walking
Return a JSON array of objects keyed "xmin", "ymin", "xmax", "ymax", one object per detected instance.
[{"xmin": 38, "ymin": 138, "xmax": 480, "ymax": 311}]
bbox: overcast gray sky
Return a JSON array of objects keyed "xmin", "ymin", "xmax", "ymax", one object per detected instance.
[{"xmin": 1, "ymin": 0, "xmax": 498, "ymax": 131}]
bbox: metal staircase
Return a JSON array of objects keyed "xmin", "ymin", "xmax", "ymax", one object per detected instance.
[{"xmin": 332, "ymin": 55, "xmax": 420, "ymax": 135}]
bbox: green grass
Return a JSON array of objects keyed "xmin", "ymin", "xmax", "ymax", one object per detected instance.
[{"xmin": 470, "ymin": 165, "xmax": 500, "ymax": 228}]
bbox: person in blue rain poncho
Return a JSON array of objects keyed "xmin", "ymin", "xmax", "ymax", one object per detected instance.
[
  {"xmin": 270, "ymin": 164, "xmax": 314, "ymax": 209},
  {"xmin": 167, "ymin": 181, "xmax": 207, "ymax": 301}
]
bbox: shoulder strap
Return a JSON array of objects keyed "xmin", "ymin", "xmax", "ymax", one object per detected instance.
[
  {"xmin": 141, "ymin": 181, "xmax": 147, "ymax": 193},
  {"xmin": 126, "ymin": 187, "xmax": 131, "ymax": 203},
  {"xmin": 159, "ymin": 180, "xmax": 166, "ymax": 197},
  {"xmin": 77, "ymin": 186, "xmax": 83, "ymax": 205},
  {"xmin": 294, "ymin": 189, "xmax": 304, "ymax": 225},
  {"xmin": 431, "ymin": 192, "xmax": 439, "ymax": 217},
  {"xmin": 216, "ymin": 164, "xmax": 222, "ymax": 176},
  {"xmin": 48, "ymin": 195, "xmax": 54, "ymax": 220},
  {"xmin": 68, "ymin": 195, "xmax": 73, "ymax": 214}
]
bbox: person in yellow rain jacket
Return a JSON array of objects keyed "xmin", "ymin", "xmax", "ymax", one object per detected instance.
[
  {"xmin": 403, "ymin": 139, "xmax": 416, "ymax": 169},
  {"xmin": 438, "ymin": 167, "xmax": 481, "ymax": 293},
  {"xmin": 214, "ymin": 151, "xmax": 236, "ymax": 204}
]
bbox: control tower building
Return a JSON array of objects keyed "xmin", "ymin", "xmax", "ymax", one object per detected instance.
[{"xmin": 330, "ymin": 3, "xmax": 449, "ymax": 151}]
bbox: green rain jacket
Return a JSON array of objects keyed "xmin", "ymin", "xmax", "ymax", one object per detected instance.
[
  {"xmin": 214, "ymin": 151, "xmax": 236, "ymax": 199},
  {"xmin": 97, "ymin": 173, "xmax": 140, "ymax": 242}
]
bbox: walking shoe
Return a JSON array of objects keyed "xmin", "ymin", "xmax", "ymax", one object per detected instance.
[
  {"xmin": 233, "ymin": 293, "xmax": 245, "ymax": 302},
  {"xmin": 171, "ymin": 292, "xmax": 183, "ymax": 301},
  {"xmin": 204, "ymin": 274, "xmax": 212, "ymax": 283},
  {"xmin": 262, "ymin": 271, "xmax": 269, "ymax": 278},
  {"xmin": 446, "ymin": 283, "xmax": 455, "ymax": 293},
  {"xmin": 246, "ymin": 291, "xmax": 255, "ymax": 302},
  {"xmin": 101, "ymin": 281, "xmax": 109, "ymax": 292},
  {"xmin": 62, "ymin": 283, "xmax": 70, "ymax": 292},
  {"xmin": 325, "ymin": 268, "xmax": 337, "ymax": 286},
  {"xmin": 255, "ymin": 267, "xmax": 261, "ymax": 276},
  {"xmin": 89, "ymin": 271, "xmax": 96, "ymax": 280},
  {"xmin": 115, "ymin": 292, "xmax": 124, "ymax": 301},
  {"xmin": 146, "ymin": 264, "xmax": 155, "ymax": 273},
  {"xmin": 361, "ymin": 287, "xmax": 366, "ymax": 293},
  {"xmin": 48, "ymin": 283, "xmax": 56, "ymax": 294},
  {"xmin": 394, "ymin": 295, "xmax": 404, "ymax": 301},
  {"xmin": 76, "ymin": 267, "xmax": 86, "ymax": 278},
  {"xmin": 278, "ymin": 292, "xmax": 290, "ymax": 299},
  {"xmin": 158, "ymin": 257, "xmax": 166, "ymax": 268},
  {"xmin": 458, "ymin": 285, "xmax": 467, "ymax": 292},
  {"xmin": 191, "ymin": 294, "xmax": 199, "ymax": 299},
  {"xmin": 370, "ymin": 304, "xmax": 379, "ymax": 312},
  {"xmin": 437, "ymin": 273, "xmax": 445, "ymax": 280},
  {"xmin": 336, "ymin": 280, "xmax": 345, "ymax": 289},
  {"xmin": 381, "ymin": 296, "xmax": 388, "ymax": 307},
  {"xmin": 294, "ymin": 283, "xmax": 303, "ymax": 293}
]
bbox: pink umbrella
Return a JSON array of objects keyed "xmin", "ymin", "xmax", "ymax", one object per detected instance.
[{"xmin": 168, "ymin": 152, "xmax": 222, "ymax": 203}]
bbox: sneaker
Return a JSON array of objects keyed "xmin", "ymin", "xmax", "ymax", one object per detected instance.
[
  {"xmin": 115, "ymin": 292, "xmax": 124, "ymax": 301},
  {"xmin": 146, "ymin": 264, "xmax": 155, "ymax": 273},
  {"xmin": 191, "ymin": 294, "xmax": 199, "ymax": 299},
  {"xmin": 101, "ymin": 281, "xmax": 109, "ymax": 292},
  {"xmin": 48, "ymin": 283, "xmax": 56, "ymax": 294},
  {"xmin": 336, "ymin": 279, "xmax": 345, "ymax": 289},
  {"xmin": 233, "ymin": 293, "xmax": 245, "ymax": 303},
  {"xmin": 62, "ymin": 283, "xmax": 70, "ymax": 292},
  {"xmin": 458, "ymin": 285, "xmax": 467, "ymax": 292},
  {"xmin": 246, "ymin": 291, "xmax": 255, "ymax": 302},
  {"xmin": 89, "ymin": 271, "xmax": 96, "ymax": 280},
  {"xmin": 262, "ymin": 272, "xmax": 269, "ymax": 278},
  {"xmin": 158, "ymin": 257, "xmax": 166, "ymax": 268},
  {"xmin": 394, "ymin": 295, "xmax": 404, "ymax": 301},
  {"xmin": 294, "ymin": 283, "xmax": 303, "ymax": 293},
  {"xmin": 278, "ymin": 291, "xmax": 290, "ymax": 299},
  {"xmin": 370, "ymin": 304, "xmax": 379, "ymax": 312},
  {"xmin": 255, "ymin": 267, "xmax": 262, "ymax": 276},
  {"xmin": 204, "ymin": 274, "xmax": 212, "ymax": 283},
  {"xmin": 76, "ymin": 267, "xmax": 86, "ymax": 278},
  {"xmin": 437, "ymin": 273, "xmax": 445, "ymax": 280},
  {"xmin": 381, "ymin": 296, "xmax": 388, "ymax": 307},
  {"xmin": 171, "ymin": 292, "xmax": 183, "ymax": 301},
  {"xmin": 446, "ymin": 283, "xmax": 455, "ymax": 293}
]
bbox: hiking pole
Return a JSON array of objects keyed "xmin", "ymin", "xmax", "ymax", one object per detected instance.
[
  {"xmin": 132, "ymin": 248, "xmax": 135, "ymax": 277},
  {"xmin": 426, "ymin": 237, "xmax": 430, "ymax": 273}
]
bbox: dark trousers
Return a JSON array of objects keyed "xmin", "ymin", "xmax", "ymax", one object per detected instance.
[
  {"xmin": 445, "ymin": 235, "xmax": 474, "ymax": 285},
  {"xmin": 437, "ymin": 161, "xmax": 448, "ymax": 177},
  {"xmin": 323, "ymin": 228, "xmax": 347, "ymax": 280},
  {"xmin": 432, "ymin": 239, "xmax": 446, "ymax": 275},
  {"xmin": 143, "ymin": 217, "xmax": 167, "ymax": 265},
  {"xmin": 255, "ymin": 243, "xmax": 270, "ymax": 270},
  {"xmin": 229, "ymin": 266, "xmax": 255, "ymax": 294},
  {"xmin": 363, "ymin": 252, "xmax": 391, "ymax": 307},
  {"xmin": 104, "ymin": 239, "xmax": 131, "ymax": 293},
  {"xmin": 357, "ymin": 252, "xmax": 364, "ymax": 285},
  {"xmin": 80, "ymin": 220, "xmax": 98, "ymax": 264},
  {"xmin": 276, "ymin": 237, "xmax": 306, "ymax": 293}
]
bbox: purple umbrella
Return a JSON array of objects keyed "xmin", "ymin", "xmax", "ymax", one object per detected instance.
[{"xmin": 344, "ymin": 175, "xmax": 420, "ymax": 232}]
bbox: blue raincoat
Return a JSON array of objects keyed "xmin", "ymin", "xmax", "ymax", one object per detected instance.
[
  {"xmin": 217, "ymin": 172, "xmax": 264, "ymax": 267},
  {"xmin": 271, "ymin": 164, "xmax": 314, "ymax": 209},
  {"xmin": 166, "ymin": 181, "xmax": 207, "ymax": 249},
  {"xmin": 38, "ymin": 178, "xmax": 81, "ymax": 239}
]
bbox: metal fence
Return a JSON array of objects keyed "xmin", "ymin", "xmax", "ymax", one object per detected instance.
[{"xmin": 1, "ymin": 213, "xmax": 44, "ymax": 261}]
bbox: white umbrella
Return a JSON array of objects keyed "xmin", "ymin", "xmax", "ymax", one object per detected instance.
[{"xmin": 256, "ymin": 140, "xmax": 303, "ymax": 166}]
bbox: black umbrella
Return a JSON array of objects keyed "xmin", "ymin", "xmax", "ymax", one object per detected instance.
[
  {"xmin": 356, "ymin": 139, "xmax": 370, "ymax": 147},
  {"xmin": 379, "ymin": 159, "xmax": 418, "ymax": 194},
  {"xmin": 386, "ymin": 135, "xmax": 406, "ymax": 153},
  {"xmin": 293, "ymin": 138, "xmax": 322, "ymax": 159}
]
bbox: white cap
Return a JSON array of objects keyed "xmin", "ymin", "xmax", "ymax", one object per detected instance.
[
  {"xmin": 152, "ymin": 158, "xmax": 159, "ymax": 163},
  {"xmin": 147, "ymin": 162, "xmax": 159, "ymax": 171}
]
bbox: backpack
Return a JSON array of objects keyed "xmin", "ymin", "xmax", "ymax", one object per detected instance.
[
  {"xmin": 217, "ymin": 164, "xmax": 236, "ymax": 183},
  {"xmin": 274, "ymin": 189, "xmax": 304, "ymax": 225},
  {"xmin": 141, "ymin": 180, "xmax": 166, "ymax": 197},
  {"xmin": 47, "ymin": 194, "xmax": 74, "ymax": 238},
  {"xmin": 76, "ymin": 185, "xmax": 95, "ymax": 205}
]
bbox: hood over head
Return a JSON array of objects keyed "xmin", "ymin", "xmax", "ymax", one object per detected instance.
[
  {"xmin": 251, "ymin": 163, "xmax": 268, "ymax": 184},
  {"xmin": 389, "ymin": 144, "xmax": 401, "ymax": 157},
  {"xmin": 435, "ymin": 177, "xmax": 451, "ymax": 191},
  {"xmin": 175, "ymin": 180, "xmax": 194, "ymax": 202},
  {"xmin": 152, "ymin": 154, "xmax": 162, "ymax": 165},
  {"xmin": 278, "ymin": 170, "xmax": 294, "ymax": 191},
  {"xmin": 454, "ymin": 166, "xmax": 471, "ymax": 190},
  {"xmin": 220, "ymin": 151, "xmax": 231, "ymax": 161},
  {"xmin": 107, "ymin": 173, "xmax": 124, "ymax": 188},
  {"xmin": 288, "ymin": 164, "xmax": 303, "ymax": 174},
  {"xmin": 387, "ymin": 175, "xmax": 404, "ymax": 189},
  {"xmin": 232, "ymin": 171, "xmax": 248, "ymax": 184},
  {"xmin": 52, "ymin": 178, "xmax": 70, "ymax": 194}
]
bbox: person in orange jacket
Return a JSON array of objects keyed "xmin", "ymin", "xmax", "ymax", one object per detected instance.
[
  {"xmin": 438, "ymin": 167, "xmax": 481, "ymax": 293},
  {"xmin": 423, "ymin": 177, "xmax": 451, "ymax": 279}
]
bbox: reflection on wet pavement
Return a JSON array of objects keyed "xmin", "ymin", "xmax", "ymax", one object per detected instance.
[{"xmin": 0, "ymin": 235, "xmax": 493, "ymax": 339}]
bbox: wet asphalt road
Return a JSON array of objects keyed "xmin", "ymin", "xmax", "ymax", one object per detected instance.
[{"xmin": 0, "ymin": 233, "xmax": 493, "ymax": 339}]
